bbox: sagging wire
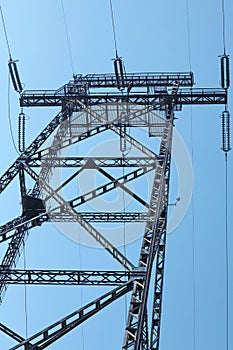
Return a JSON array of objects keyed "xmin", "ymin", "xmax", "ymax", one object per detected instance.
[
  {"xmin": 0, "ymin": 5, "xmax": 23, "ymax": 93},
  {"xmin": 122, "ymin": 151, "xmax": 128, "ymax": 322},
  {"xmin": 0, "ymin": 4, "xmax": 12, "ymax": 58},
  {"xmin": 220, "ymin": 2, "xmax": 230, "ymax": 350},
  {"xmin": 186, "ymin": 0, "xmax": 192, "ymax": 71},
  {"xmin": 221, "ymin": 0, "xmax": 227, "ymax": 55},
  {"xmin": 1, "ymin": 5, "xmax": 25, "ymax": 154},
  {"xmin": 23, "ymin": 243, "xmax": 28, "ymax": 339},
  {"xmin": 7, "ymin": 73, "xmax": 20, "ymax": 156},
  {"xmin": 109, "ymin": 0, "xmax": 118, "ymax": 57},
  {"xmin": 61, "ymin": 0, "xmax": 75, "ymax": 76},
  {"xmin": 109, "ymin": 0, "xmax": 126, "ymax": 91},
  {"xmin": 76, "ymin": 141, "xmax": 85, "ymax": 350},
  {"xmin": 186, "ymin": 2, "xmax": 196, "ymax": 350},
  {"xmin": 78, "ymin": 239, "xmax": 85, "ymax": 350},
  {"xmin": 224, "ymin": 151, "xmax": 229, "ymax": 350}
]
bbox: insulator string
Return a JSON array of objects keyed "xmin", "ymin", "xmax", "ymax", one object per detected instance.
[{"xmin": 18, "ymin": 110, "xmax": 26, "ymax": 152}]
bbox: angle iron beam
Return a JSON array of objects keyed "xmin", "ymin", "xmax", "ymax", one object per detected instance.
[
  {"xmin": 20, "ymin": 72, "xmax": 194, "ymax": 107},
  {"xmin": 0, "ymin": 212, "xmax": 154, "ymax": 244},
  {"xmin": 150, "ymin": 228, "xmax": 167, "ymax": 350},
  {"xmin": 20, "ymin": 89, "xmax": 227, "ymax": 107},
  {"xmin": 0, "ymin": 323, "xmax": 34, "ymax": 348},
  {"xmin": 122, "ymin": 119, "xmax": 172, "ymax": 350},
  {"xmin": 97, "ymin": 167, "xmax": 150, "ymax": 209},
  {"xmin": 34, "ymin": 124, "xmax": 109, "ymax": 160},
  {"xmin": 136, "ymin": 139, "xmax": 171, "ymax": 350},
  {"xmin": 9, "ymin": 281, "xmax": 134, "ymax": 350},
  {"xmin": 0, "ymin": 104, "xmax": 77, "ymax": 195},
  {"xmin": 0, "ymin": 228, "xmax": 29, "ymax": 303},
  {"xmin": 24, "ymin": 165, "xmax": 134, "ymax": 271},
  {"xmin": 71, "ymin": 99, "xmax": 159, "ymax": 160},
  {"xmin": 110, "ymin": 125, "xmax": 157, "ymax": 159},
  {"xmin": 0, "ymin": 269, "xmax": 141, "ymax": 286},
  {"xmin": 0, "ymin": 215, "xmax": 46, "ymax": 243},
  {"xmin": 71, "ymin": 72, "xmax": 194, "ymax": 88},
  {"xmin": 0, "ymin": 103, "xmax": 77, "ymax": 302},
  {"xmin": 26, "ymin": 157, "xmax": 158, "ymax": 168},
  {"xmin": 31, "ymin": 103, "xmax": 76, "ymax": 198},
  {"xmin": 0, "ymin": 323, "xmax": 25, "ymax": 343},
  {"xmin": 68, "ymin": 166, "xmax": 155, "ymax": 209},
  {"xmin": 149, "ymin": 135, "xmax": 172, "ymax": 350}
]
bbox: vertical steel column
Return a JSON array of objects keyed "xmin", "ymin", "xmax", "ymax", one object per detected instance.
[{"xmin": 123, "ymin": 116, "xmax": 173, "ymax": 349}]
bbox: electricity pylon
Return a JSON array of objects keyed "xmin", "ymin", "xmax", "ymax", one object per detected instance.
[{"xmin": 0, "ymin": 71, "xmax": 227, "ymax": 349}]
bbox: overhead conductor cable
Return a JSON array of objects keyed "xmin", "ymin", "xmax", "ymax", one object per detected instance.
[
  {"xmin": 109, "ymin": 0, "xmax": 125, "ymax": 90},
  {"xmin": 219, "ymin": 0, "xmax": 231, "ymax": 153},
  {"xmin": 219, "ymin": 2, "xmax": 231, "ymax": 350},
  {"xmin": 0, "ymin": 5, "xmax": 23, "ymax": 93}
]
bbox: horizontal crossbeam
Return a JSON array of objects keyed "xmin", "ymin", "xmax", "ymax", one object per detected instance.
[
  {"xmin": 26, "ymin": 156, "xmax": 158, "ymax": 168},
  {"xmin": 0, "ymin": 211, "xmax": 154, "ymax": 244},
  {"xmin": 0, "ymin": 269, "xmax": 147, "ymax": 285},
  {"xmin": 71, "ymin": 72, "xmax": 194, "ymax": 88},
  {"xmin": 9, "ymin": 281, "xmax": 134, "ymax": 350},
  {"xmin": 21, "ymin": 73, "xmax": 193, "ymax": 103},
  {"xmin": 20, "ymin": 88, "xmax": 227, "ymax": 107}
]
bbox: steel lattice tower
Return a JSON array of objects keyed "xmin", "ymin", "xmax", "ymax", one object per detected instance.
[{"xmin": 0, "ymin": 70, "xmax": 227, "ymax": 349}]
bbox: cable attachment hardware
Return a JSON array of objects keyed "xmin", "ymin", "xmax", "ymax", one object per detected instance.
[{"xmin": 18, "ymin": 110, "xmax": 26, "ymax": 152}]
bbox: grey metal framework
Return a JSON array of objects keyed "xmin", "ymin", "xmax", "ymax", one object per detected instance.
[{"xmin": 0, "ymin": 71, "xmax": 226, "ymax": 349}]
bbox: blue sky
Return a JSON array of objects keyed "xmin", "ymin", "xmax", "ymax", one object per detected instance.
[{"xmin": 0, "ymin": 1, "xmax": 232, "ymax": 349}]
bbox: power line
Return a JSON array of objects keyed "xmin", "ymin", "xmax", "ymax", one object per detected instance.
[
  {"xmin": 23, "ymin": 243, "xmax": 28, "ymax": 339},
  {"xmin": 0, "ymin": 5, "xmax": 12, "ymax": 58},
  {"xmin": 61, "ymin": 0, "xmax": 75, "ymax": 76},
  {"xmin": 190, "ymin": 106, "xmax": 196, "ymax": 350},
  {"xmin": 221, "ymin": 0, "xmax": 227, "ymax": 54},
  {"xmin": 109, "ymin": 0, "xmax": 118, "ymax": 57},
  {"xmin": 7, "ymin": 74, "xmax": 20, "ymax": 156},
  {"xmin": 122, "ymin": 151, "xmax": 128, "ymax": 322},
  {"xmin": 186, "ymin": 0, "xmax": 192, "ymax": 71},
  {"xmin": 76, "ymin": 142, "xmax": 85, "ymax": 350},
  {"xmin": 186, "ymin": 2, "xmax": 196, "ymax": 350},
  {"xmin": 224, "ymin": 152, "xmax": 229, "ymax": 350}
]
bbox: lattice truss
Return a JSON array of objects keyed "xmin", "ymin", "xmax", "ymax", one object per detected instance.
[{"xmin": 0, "ymin": 72, "xmax": 226, "ymax": 349}]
